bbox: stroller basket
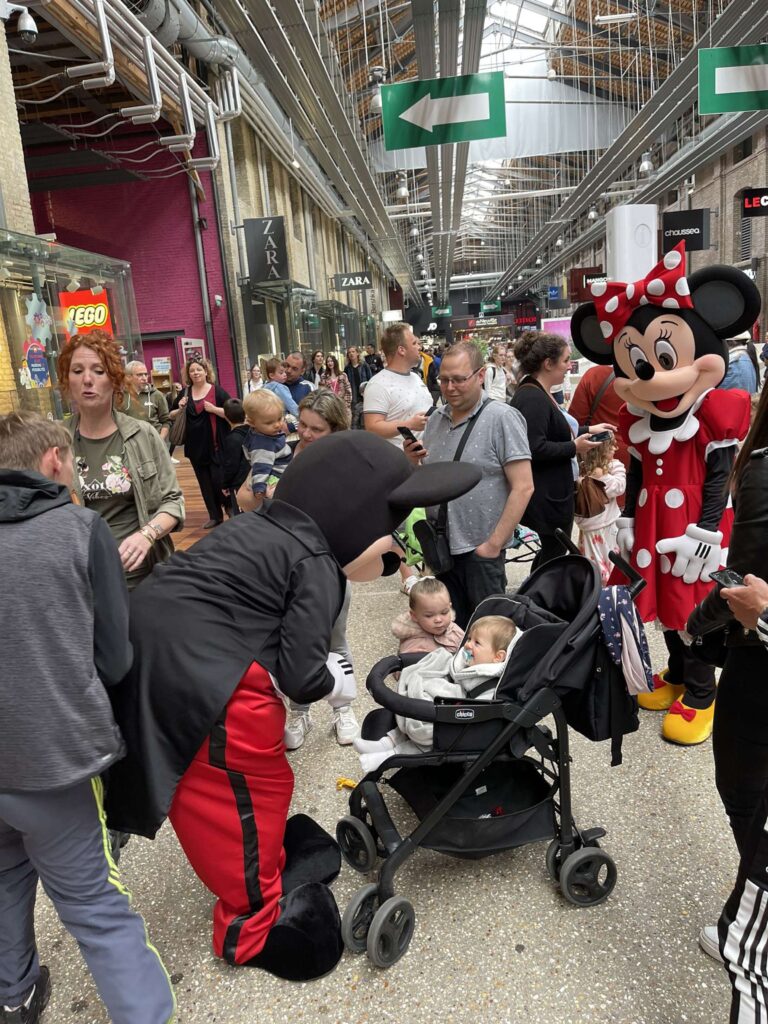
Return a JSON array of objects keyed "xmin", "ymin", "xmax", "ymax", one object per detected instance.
[{"xmin": 389, "ymin": 759, "xmax": 556, "ymax": 859}]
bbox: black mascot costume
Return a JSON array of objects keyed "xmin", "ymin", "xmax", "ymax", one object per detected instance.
[
  {"xmin": 105, "ymin": 432, "xmax": 480, "ymax": 980},
  {"xmin": 571, "ymin": 242, "xmax": 759, "ymax": 745}
]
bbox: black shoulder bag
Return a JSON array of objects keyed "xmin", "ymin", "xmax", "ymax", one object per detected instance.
[{"xmin": 413, "ymin": 399, "xmax": 491, "ymax": 574}]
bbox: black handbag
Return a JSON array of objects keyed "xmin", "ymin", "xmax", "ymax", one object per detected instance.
[{"xmin": 413, "ymin": 399, "xmax": 491, "ymax": 574}]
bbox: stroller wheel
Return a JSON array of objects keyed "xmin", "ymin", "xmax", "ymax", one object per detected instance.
[
  {"xmin": 341, "ymin": 883, "xmax": 379, "ymax": 954},
  {"xmin": 545, "ymin": 839, "xmax": 563, "ymax": 882},
  {"xmin": 367, "ymin": 896, "xmax": 416, "ymax": 968},
  {"xmin": 336, "ymin": 815, "xmax": 378, "ymax": 873},
  {"xmin": 559, "ymin": 847, "xmax": 617, "ymax": 907}
]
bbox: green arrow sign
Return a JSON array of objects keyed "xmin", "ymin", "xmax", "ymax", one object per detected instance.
[
  {"xmin": 699, "ymin": 45, "xmax": 768, "ymax": 114},
  {"xmin": 381, "ymin": 72, "xmax": 506, "ymax": 152},
  {"xmin": 481, "ymin": 300, "xmax": 501, "ymax": 313},
  {"xmin": 432, "ymin": 305, "xmax": 452, "ymax": 316}
]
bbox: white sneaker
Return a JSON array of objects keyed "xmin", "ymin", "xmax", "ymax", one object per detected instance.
[
  {"xmin": 332, "ymin": 705, "xmax": 359, "ymax": 745},
  {"xmin": 699, "ymin": 925, "xmax": 724, "ymax": 963},
  {"xmin": 401, "ymin": 574, "xmax": 420, "ymax": 596},
  {"xmin": 170, "ymin": 457, "xmax": 180, "ymax": 464},
  {"xmin": 284, "ymin": 710, "xmax": 312, "ymax": 750}
]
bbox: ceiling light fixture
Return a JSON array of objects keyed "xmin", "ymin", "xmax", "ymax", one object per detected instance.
[
  {"xmin": 65, "ymin": 275, "xmax": 81, "ymax": 292},
  {"xmin": 594, "ymin": 11, "xmax": 637, "ymax": 24},
  {"xmin": 638, "ymin": 151, "xmax": 654, "ymax": 177},
  {"xmin": 91, "ymin": 278, "xmax": 106, "ymax": 295},
  {"xmin": 535, "ymin": 256, "xmax": 542, "ymax": 266},
  {"xmin": 555, "ymin": 236, "xmax": 563, "ymax": 248},
  {"xmin": 369, "ymin": 65, "xmax": 386, "ymax": 114},
  {"xmin": 587, "ymin": 206, "xmax": 598, "ymax": 221},
  {"xmin": 546, "ymin": 67, "xmax": 557, "ymax": 80}
]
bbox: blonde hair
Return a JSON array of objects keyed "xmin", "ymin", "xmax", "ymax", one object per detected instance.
[
  {"xmin": 409, "ymin": 576, "xmax": 451, "ymax": 611},
  {"xmin": 0, "ymin": 411, "xmax": 71, "ymax": 471},
  {"xmin": 468, "ymin": 615, "xmax": 516, "ymax": 653},
  {"xmin": 579, "ymin": 435, "xmax": 616, "ymax": 476},
  {"xmin": 243, "ymin": 388, "xmax": 284, "ymax": 422}
]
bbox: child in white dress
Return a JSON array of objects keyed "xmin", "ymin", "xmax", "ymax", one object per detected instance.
[{"xmin": 574, "ymin": 434, "xmax": 626, "ymax": 585}]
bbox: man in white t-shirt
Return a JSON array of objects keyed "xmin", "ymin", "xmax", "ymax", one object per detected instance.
[{"xmin": 363, "ymin": 323, "xmax": 433, "ymax": 449}]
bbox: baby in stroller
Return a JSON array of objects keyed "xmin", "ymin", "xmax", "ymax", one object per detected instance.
[{"xmin": 353, "ymin": 615, "xmax": 520, "ymax": 772}]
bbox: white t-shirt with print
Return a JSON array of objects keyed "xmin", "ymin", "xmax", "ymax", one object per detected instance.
[{"xmin": 363, "ymin": 368, "xmax": 433, "ymax": 447}]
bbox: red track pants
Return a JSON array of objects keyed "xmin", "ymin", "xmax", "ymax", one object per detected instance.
[{"xmin": 168, "ymin": 662, "xmax": 293, "ymax": 964}]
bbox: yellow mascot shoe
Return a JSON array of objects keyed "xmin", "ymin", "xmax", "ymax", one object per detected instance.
[
  {"xmin": 661, "ymin": 699, "xmax": 715, "ymax": 746},
  {"xmin": 638, "ymin": 670, "xmax": 685, "ymax": 711}
]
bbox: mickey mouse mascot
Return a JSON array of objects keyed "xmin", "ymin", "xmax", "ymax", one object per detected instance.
[
  {"xmin": 571, "ymin": 242, "xmax": 759, "ymax": 745},
  {"xmin": 105, "ymin": 432, "xmax": 480, "ymax": 981}
]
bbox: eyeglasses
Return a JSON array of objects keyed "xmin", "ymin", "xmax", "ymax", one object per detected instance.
[{"xmin": 437, "ymin": 368, "xmax": 482, "ymax": 387}]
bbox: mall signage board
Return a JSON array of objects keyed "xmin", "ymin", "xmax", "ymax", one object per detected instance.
[
  {"xmin": 432, "ymin": 305, "xmax": 452, "ymax": 316},
  {"xmin": 699, "ymin": 45, "xmax": 768, "ymax": 115},
  {"xmin": 481, "ymin": 300, "xmax": 501, "ymax": 313},
  {"xmin": 244, "ymin": 217, "xmax": 289, "ymax": 282},
  {"xmin": 547, "ymin": 285, "xmax": 560, "ymax": 300},
  {"xmin": 742, "ymin": 188, "xmax": 768, "ymax": 217},
  {"xmin": 333, "ymin": 271, "xmax": 372, "ymax": 290},
  {"xmin": 58, "ymin": 288, "xmax": 114, "ymax": 341},
  {"xmin": 381, "ymin": 71, "xmax": 506, "ymax": 151},
  {"xmin": 567, "ymin": 266, "xmax": 604, "ymax": 303},
  {"xmin": 661, "ymin": 209, "xmax": 710, "ymax": 251}
]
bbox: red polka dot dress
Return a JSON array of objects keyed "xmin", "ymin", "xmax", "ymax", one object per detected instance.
[{"xmin": 618, "ymin": 388, "xmax": 750, "ymax": 630}]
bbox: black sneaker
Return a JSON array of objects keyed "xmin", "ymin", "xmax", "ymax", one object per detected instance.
[{"xmin": 1, "ymin": 967, "xmax": 51, "ymax": 1024}]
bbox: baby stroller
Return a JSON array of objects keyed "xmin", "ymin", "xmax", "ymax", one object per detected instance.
[
  {"xmin": 336, "ymin": 532, "xmax": 645, "ymax": 968},
  {"xmin": 505, "ymin": 524, "xmax": 540, "ymax": 564}
]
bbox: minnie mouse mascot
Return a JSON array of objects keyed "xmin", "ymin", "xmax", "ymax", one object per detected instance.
[{"xmin": 571, "ymin": 242, "xmax": 759, "ymax": 745}]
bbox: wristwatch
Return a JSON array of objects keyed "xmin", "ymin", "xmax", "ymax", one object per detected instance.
[{"xmin": 757, "ymin": 607, "xmax": 768, "ymax": 646}]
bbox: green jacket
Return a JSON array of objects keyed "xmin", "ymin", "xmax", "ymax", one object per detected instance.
[
  {"xmin": 68, "ymin": 410, "xmax": 185, "ymax": 563},
  {"xmin": 140, "ymin": 386, "xmax": 171, "ymax": 432}
]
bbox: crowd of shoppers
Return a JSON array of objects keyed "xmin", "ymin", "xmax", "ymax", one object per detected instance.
[{"xmin": 4, "ymin": 315, "xmax": 768, "ymax": 1021}]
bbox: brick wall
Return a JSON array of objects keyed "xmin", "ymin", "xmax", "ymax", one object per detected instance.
[
  {"xmin": 0, "ymin": 32, "xmax": 34, "ymax": 235},
  {"xmin": 29, "ymin": 136, "xmax": 238, "ymax": 396}
]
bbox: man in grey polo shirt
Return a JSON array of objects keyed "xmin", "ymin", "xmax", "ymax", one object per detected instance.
[{"xmin": 417, "ymin": 342, "xmax": 534, "ymax": 626}]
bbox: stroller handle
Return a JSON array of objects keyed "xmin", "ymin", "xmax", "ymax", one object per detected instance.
[
  {"xmin": 366, "ymin": 653, "xmax": 439, "ymax": 723},
  {"xmin": 554, "ymin": 528, "xmax": 580, "ymax": 555},
  {"xmin": 608, "ymin": 550, "xmax": 645, "ymax": 597}
]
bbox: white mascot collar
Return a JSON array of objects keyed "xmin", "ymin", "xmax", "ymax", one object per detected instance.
[{"xmin": 627, "ymin": 389, "xmax": 712, "ymax": 455}]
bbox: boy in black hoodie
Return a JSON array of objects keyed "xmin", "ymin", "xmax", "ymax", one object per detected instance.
[{"xmin": 220, "ymin": 398, "xmax": 251, "ymax": 516}]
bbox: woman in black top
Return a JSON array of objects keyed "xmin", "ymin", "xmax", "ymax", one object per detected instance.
[
  {"xmin": 170, "ymin": 358, "xmax": 231, "ymax": 528},
  {"xmin": 511, "ymin": 331, "xmax": 612, "ymax": 568}
]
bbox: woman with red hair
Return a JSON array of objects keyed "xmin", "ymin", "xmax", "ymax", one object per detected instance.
[{"xmin": 58, "ymin": 330, "xmax": 184, "ymax": 589}]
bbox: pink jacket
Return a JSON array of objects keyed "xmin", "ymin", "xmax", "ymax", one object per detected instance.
[{"xmin": 391, "ymin": 612, "xmax": 465, "ymax": 656}]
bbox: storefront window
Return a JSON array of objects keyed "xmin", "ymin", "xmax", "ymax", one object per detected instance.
[{"xmin": 0, "ymin": 228, "xmax": 140, "ymax": 421}]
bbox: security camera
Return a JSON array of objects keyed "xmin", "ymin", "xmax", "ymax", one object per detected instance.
[{"xmin": 16, "ymin": 7, "xmax": 37, "ymax": 42}]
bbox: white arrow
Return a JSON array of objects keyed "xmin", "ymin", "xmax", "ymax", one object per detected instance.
[
  {"xmin": 715, "ymin": 62, "xmax": 768, "ymax": 95},
  {"xmin": 399, "ymin": 91, "xmax": 490, "ymax": 132}
]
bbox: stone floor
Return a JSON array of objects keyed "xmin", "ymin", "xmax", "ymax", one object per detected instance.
[{"xmin": 34, "ymin": 555, "xmax": 735, "ymax": 1023}]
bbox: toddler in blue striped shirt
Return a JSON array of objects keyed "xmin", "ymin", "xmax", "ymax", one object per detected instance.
[{"xmin": 242, "ymin": 389, "xmax": 293, "ymax": 499}]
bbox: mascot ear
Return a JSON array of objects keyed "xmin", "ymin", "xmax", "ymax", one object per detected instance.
[
  {"xmin": 688, "ymin": 265, "xmax": 761, "ymax": 338},
  {"xmin": 570, "ymin": 303, "xmax": 614, "ymax": 365}
]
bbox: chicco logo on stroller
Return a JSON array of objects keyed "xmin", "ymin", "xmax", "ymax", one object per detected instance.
[{"xmin": 454, "ymin": 708, "xmax": 475, "ymax": 720}]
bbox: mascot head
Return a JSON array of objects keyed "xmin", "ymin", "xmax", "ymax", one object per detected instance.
[
  {"xmin": 274, "ymin": 431, "xmax": 481, "ymax": 581},
  {"xmin": 570, "ymin": 242, "xmax": 761, "ymax": 432}
]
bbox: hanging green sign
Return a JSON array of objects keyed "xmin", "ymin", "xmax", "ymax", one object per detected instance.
[
  {"xmin": 381, "ymin": 72, "xmax": 506, "ymax": 152},
  {"xmin": 699, "ymin": 45, "xmax": 768, "ymax": 114}
]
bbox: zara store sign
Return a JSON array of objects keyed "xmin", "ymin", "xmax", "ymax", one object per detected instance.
[{"xmin": 244, "ymin": 217, "xmax": 290, "ymax": 282}]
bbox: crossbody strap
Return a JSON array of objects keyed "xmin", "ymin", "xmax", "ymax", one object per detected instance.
[
  {"xmin": 585, "ymin": 370, "xmax": 615, "ymax": 428},
  {"xmin": 436, "ymin": 398, "xmax": 492, "ymax": 531}
]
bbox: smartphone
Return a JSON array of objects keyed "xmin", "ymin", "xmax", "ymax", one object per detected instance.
[
  {"xmin": 709, "ymin": 569, "xmax": 745, "ymax": 588},
  {"xmin": 397, "ymin": 426, "xmax": 425, "ymax": 451},
  {"xmin": 589, "ymin": 430, "xmax": 613, "ymax": 443}
]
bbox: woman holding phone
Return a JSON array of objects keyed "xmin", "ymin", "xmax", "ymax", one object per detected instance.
[{"xmin": 687, "ymin": 382, "xmax": 768, "ymax": 1004}]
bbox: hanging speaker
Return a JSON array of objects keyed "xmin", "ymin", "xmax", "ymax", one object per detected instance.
[{"xmin": 605, "ymin": 205, "xmax": 658, "ymax": 282}]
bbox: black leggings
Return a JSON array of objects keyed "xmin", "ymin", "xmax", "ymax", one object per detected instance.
[
  {"xmin": 713, "ymin": 644, "xmax": 768, "ymax": 856},
  {"xmin": 191, "ymin": 460, "xmax": 226, "ymax": 523}
]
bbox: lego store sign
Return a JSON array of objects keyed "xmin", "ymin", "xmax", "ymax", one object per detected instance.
[
  {"xmin": 58, "ymin": 289, "xmax": 114, "ymax": 340},
  {"xmin": 742, "ymin": 188, "xmax": 768, "ymax": 217}
]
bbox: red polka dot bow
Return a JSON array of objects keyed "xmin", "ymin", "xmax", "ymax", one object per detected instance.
[{"xmin": 588, "ymin": 241, "xmax": 694, "ymax": 343}]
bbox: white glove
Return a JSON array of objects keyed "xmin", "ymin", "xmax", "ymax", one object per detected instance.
[
  {"xmin": 615, "ymin": 517, "xmax": 635, "ymax": 562},
  {"xmin": 325, "ymin": 652, "xmax": 357, "ymax": 709},
  {"xmin": 677, "ymin": 629, "xmax": 694, "ymax": 647},
  {"xmin": 656, "ymin": 525, "xmax": 723, "ymax": 585}
]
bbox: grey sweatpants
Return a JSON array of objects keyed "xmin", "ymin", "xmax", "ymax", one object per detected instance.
[{"xmin": 0, "ymin": 777, "xmax": 175, "ymax": 1023}]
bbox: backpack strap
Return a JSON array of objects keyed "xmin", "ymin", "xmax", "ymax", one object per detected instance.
[{"xmin": 585, "ymin": 370, "xmax": 615, "ymax": 428}]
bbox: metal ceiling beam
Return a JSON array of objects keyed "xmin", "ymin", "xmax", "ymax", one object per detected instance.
[{"xmin": 487, "ymin": 0, "xmax": 768, "ymax": 300}]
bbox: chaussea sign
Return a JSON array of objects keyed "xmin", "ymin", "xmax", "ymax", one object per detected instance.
[
  {"xmin": 333, "ymin": 271, "xmax": 373, "ymax": 290},
  {"xmin": 661, "ymin": 209, "xmax": 710, "ymax": 251},
  {"xmin": 742, "ymin": 188, "xmax": 768, "ymax": 217}
]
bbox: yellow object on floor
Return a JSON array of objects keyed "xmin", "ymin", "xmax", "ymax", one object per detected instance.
[
  {"xmin": 638, "ymin": 667, "xmax": 685, "ymax": 711},
  {"xmin": 661, "ymin": 699, "xmax": 716, "ymax": 746},
  {"xmin": 336, "ymin": 777, "xmax": 357, "ymax": 792}
]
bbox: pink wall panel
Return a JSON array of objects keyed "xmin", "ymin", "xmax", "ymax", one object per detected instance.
[{"xmin": 30, "ymin": 136, "xmax": 238, "ymax": 397}]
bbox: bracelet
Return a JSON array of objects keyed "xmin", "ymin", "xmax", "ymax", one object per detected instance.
[
  {"xmin": 144, "ymin": 521, "xmax": 162, "ymax": 539},
  {"xmin": 139, "ymin": 526, "xmax": 157, "ymax": 547}
]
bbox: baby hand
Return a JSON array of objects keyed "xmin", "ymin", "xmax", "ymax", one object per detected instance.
[{"xmin": 591, "ymin": 468, "xmax": 604, "ymax": 478}]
